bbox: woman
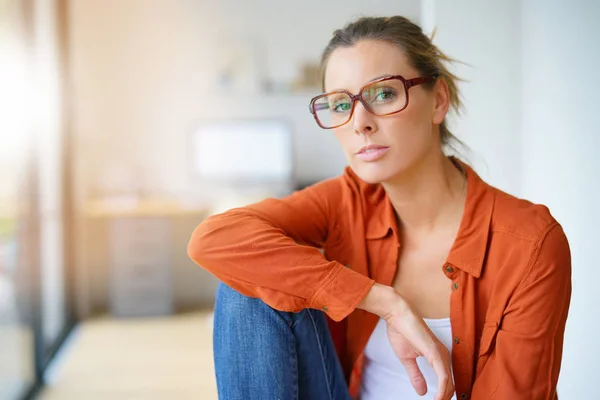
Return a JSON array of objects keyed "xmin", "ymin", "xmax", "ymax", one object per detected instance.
[{"xmin": 188, "ymin": 16, "xmax": 571, "ymax": 400}]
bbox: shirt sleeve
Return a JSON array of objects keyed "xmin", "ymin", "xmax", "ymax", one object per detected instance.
[
  {"xmin": 187, "ymin": 175, "xmax": 375, "ymax": 322},
  {"xmin": 471, "ymin": 223, "xmax": 572, "ymax": 399}
]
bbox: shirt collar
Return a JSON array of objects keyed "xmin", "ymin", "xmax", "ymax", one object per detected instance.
[
  {"xmin": 364, "ymin": 183, "xmax": 395, "ymax": 240},
  {"xmin": 446, "ymin": 161, "xmax": 494, "ymax": 278}
]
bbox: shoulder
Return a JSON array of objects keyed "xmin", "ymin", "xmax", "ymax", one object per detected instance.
[
  {"xmin": 473, "ymin": 178, "xmax": 571, "ymax": 303},
  {"xmin": 486, "ymin": 188, "xmax": 571, "ymax": 314},
  {"xmin": 489, "ymin": 185, "xmax": 562, "ymax": 244},
  {"xmin": 486, "ymin": 184, "xmax": 570, "ymax": 272}
]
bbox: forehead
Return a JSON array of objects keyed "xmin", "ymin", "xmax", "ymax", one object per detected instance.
[{"xmin": 324, "ymin": 40, "xmax": 417, "ymax": 93}]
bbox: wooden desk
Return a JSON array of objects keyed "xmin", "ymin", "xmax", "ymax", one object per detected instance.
[{"xmin": 77, "ymin": 199, "xmax": 218, "ymax": 318}]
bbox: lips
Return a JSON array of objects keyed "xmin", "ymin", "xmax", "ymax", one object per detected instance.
[{"xmin": 356, "ymin": 144, "xmax": 390, "ymax": 162}]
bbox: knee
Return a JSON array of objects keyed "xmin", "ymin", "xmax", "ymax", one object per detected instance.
[
  {"xmin": 214, "ymin": 282, "xmax": 265, "ymax": 318},
  {"xmin": 214, "ymin": 282, "xmax": 298, "ymax": 326}
]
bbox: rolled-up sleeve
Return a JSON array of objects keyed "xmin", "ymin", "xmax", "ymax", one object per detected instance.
[{"xmin": 187, "ymin": 175, "xmax": 374, "ymax": 321}]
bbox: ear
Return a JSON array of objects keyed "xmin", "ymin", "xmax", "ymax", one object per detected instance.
[{"xmin": 432, "ymin": 77, "xmax": 450, "ymax": 125}]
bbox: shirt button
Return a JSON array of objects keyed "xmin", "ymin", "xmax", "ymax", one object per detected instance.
[
  {"xmin": 321, "ymin": 306, "xmax": 328, "ymax": 312},
  {"xmin": 453, "ymin": 282, "xmax": 459, "ymax": 290},
  {"xmin": 445, "ymin": 266, "xmax": 454, "ymax": 273},
  {"xmin": 454, "ymin": 337, "xmax": 460, "ymax": 344},
  {"xmin": 460, "ymin": 393, "xmax": 468, "ymax": 400}
]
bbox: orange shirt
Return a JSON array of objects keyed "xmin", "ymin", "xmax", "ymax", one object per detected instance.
[{"xmin": 188, "ymin": 160, "xmax": 571, "ymax": 400}]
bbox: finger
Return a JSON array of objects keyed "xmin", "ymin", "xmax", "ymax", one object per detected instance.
[
  {"xmin": 431, "ymin": 358, "xmax": 453, "ymax": 400},
  {"xmin": 399, "ymin": 358, "xmax": 427, "ymax": 396}
]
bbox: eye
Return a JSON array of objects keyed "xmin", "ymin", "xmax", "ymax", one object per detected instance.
[
  {"xmin": 374, "ymin": 88, "xmax": 396, "ymax": 102},
  {"xmin": 333, "ymin": 102, "xmax": 352, "ymax": 113}
]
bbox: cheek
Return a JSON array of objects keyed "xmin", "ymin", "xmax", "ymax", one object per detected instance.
[
  {"xmin": 385, "ymin": 109, "xmax": 430, "ymax": 145},
  {"xmin": 333, "ymin": 128, "xmax": 355, "ymax": 155},
  {"xmin": 399, "ymin": 96, "xmax": 432, "ymax": 128},
  {"xmin": 388, "ymin": 96, "xmax": 435, "ymax": 142}
]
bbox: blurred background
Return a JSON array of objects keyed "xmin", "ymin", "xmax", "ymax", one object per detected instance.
[{"xmin": 0, "ymin": 0, "xmax": 598, "ymax": 399}]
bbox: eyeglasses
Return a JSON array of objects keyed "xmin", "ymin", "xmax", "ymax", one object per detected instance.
[{"xmin": 308, "ymin": 75, "xmax": 437, "ymax": 129}]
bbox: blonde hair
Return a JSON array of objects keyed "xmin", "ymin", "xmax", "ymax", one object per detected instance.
[{"xmin": 320, "ymin": 16, "xmax": 466, "ymax": 153}]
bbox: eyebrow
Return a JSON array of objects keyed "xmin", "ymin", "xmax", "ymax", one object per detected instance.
[
  {"xmin": 368, "ymin": 74, "xmax": 394, "ymax": 82},
  {"xmin": 326, "ymin": 74, "xmax": 396, "ymax": 93}
]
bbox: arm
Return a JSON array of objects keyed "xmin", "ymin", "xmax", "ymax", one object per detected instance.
[
  {"xmin": 471, "ymin": 223, "xmax": 572, "ymax": 399},
  {"xmin": 187, "ymin": 176, "xmax": 375, "ymax": 322}
]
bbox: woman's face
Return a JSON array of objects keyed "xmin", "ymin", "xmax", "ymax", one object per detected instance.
[{"xmin": 323, "ymin": 40, "xmax": 448, "ymax": 184}]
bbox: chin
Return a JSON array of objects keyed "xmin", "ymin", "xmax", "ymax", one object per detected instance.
[{"xmin": 350, "ymin": 161, "xmax": 399, "ymax": 184}]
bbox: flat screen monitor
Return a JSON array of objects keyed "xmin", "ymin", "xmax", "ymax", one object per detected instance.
[{"xmin": 190, "ymin": 119, "xmax": 294, "ymax": 184}]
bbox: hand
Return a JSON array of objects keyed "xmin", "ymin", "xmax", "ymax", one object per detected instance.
[
  {"xmin": 383, "ymin": 307, "xmax": 454, "ymax": 400},
  {"xmin": 358, "ymin": 283, "xmax": 454, "ymax": 400}
]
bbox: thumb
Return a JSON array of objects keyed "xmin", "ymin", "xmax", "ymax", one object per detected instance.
[{"xmin": 399, "ymin": 358, "xmax": 427, "ymax": 396}]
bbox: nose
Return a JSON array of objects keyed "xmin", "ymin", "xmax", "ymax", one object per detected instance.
[{"xmin": 352, "ymin": 100, "xmax": 377, "ymax": 136}]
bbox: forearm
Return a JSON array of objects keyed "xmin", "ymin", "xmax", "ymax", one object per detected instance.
[
  {"xmin": 188, "ymin": 208, "xmax": 335, "ymax": 293},
  {"xmin": 188, "ymin": 208, "xmax": 375, "ymax": 321}
]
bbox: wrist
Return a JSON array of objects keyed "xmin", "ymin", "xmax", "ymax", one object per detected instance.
[{"xmin": 357, "ymin": 283, "xmax": 409, "ymax": 319}]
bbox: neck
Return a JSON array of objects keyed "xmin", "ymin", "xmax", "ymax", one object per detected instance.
[{"xmin": 382, "ymin": 152, "xmax": 467, "ymax": 237}]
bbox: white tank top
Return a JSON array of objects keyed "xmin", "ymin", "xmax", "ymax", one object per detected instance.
[{"xmin": 360, "ymin": 317, "xmax": 457, "ymax": 400}]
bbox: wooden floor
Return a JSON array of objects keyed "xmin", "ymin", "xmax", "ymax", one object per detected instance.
[{"xmin": 39, "ymin": 311, "xmax": 217, "ymax": 400}]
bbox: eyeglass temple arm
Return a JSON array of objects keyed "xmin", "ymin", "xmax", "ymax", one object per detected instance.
[
  {"xmin": 406, "ymin": 75, "xmax": 438, "ymax": 88},
  {"xmin": 311, "ymin": 103, "xmax": 330, "ymax": 112}
]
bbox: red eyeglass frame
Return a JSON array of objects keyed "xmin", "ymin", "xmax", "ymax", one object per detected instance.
[{"xmin": 308, "ymin": 74, "xmax": 438, "ymax": 129}]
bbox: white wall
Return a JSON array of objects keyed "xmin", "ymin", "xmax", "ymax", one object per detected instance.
[
  {"xmin": 68, "ymin": 0, "xmax": 421, "ymax": 204},
  {"xmin": 425, "ymin": 0, "xmax": 522, "ymax": 196},
  {"xmin": 521, "ymin": 1, "xmax": 600, "ymax": 398}
]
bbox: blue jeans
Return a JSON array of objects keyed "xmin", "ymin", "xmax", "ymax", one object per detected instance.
[{"xmin": 213, "ymin": 283, "xmax": 352, "ymax": 400}]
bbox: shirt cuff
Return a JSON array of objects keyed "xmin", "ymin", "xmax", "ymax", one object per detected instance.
[{"xmin": 309, "ymin": 263, "xmax": 375, "ymax": 321}]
